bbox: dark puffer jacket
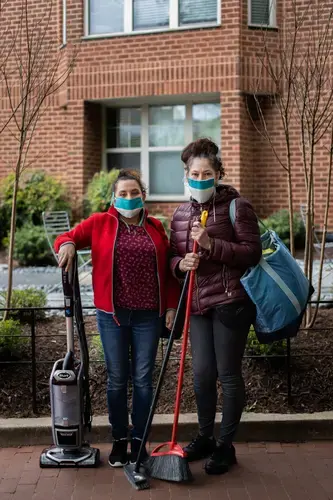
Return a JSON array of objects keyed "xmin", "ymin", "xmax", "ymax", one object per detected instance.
[{"xmin": 170, "ymin": 185, "xmax": 262, "ymax": 315}]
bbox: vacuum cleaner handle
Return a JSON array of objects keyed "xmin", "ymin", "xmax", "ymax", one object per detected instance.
[
  {"xmin": 134, "ymin": 271, "xmax": 190, "ymax": 472},
  {"xmin": 61, "ymin": 260, "xmax": 75, "ymax": 369}
]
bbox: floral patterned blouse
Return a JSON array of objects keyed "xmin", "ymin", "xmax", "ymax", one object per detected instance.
[{"xmin": 114, "ymin": 219, "xmax": 159, "ymax": 311}]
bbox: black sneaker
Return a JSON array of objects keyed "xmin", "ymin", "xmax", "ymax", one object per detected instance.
[
  {"xmin": 183, "ymin": 434, "xmax": 216, "ymax": 462},
  {"xmin": 130, "ymin": 438, "xmax": 149, "ymax": 465},
  {"xmin": 204, "ymin": 442, "xmax": 237, "ymax": 475},
  {"xmin": 108, "ymin": 438, "xmax": 128, "ymax": 468}
]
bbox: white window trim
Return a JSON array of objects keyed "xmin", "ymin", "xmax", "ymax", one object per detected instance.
[
  {"xmin": 248, "ymin": 0, "xmax": 277, "ymax": 28},
  {"xmin": 84, "ymin": 0, "xmax": 221, "ymax": 38},
  {"xmin": 104, "ymin": 102, "xmax": 220, "ymax": 201}
]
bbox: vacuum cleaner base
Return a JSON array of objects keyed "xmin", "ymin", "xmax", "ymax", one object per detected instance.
[{"xmin": 40, "ymin": 446, "xmax": 100, "ymax": 468}]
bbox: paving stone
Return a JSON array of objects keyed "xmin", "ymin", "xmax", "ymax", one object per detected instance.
[{"xmin": 1, "ymin": 442, "xmax": 333, "ymax": 499}]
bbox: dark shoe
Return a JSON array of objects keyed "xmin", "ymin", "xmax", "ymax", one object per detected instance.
[
  {"xmin": 130, "ymin": 438, "xmax": 149, "ymax": 465},
  {"xmin": 183, "ymin": 434, "xmax": 216, "ymax": 462},
  {"xmin": 204, "ymin": 442, "xmax": 237, "ymax": 475},
  {"xmin": 108, "ymin": 438, "xmax": 128, "ymax": 468}
]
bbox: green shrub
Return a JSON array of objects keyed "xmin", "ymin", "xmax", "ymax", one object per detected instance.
[
  {"xmin": 84, "ymin": 170, "xmax": 120, "ymax": 216},
  {"xmin": 153, "ymin": 213, "xmax": 171, "ymax": 237},
  {"xmin": 0, "ymin": 171, "xmax": 70, "ymax": 241},
  {"xmin": 261, "ymin": 209, "xmax": 305, "ymax": 250},
  {"xmin": 0, "ymin": 319, "xmax": 27, "ymax": 358},
  {"xmin": 246, "ymin": 327, "xmax": 286, "ymax": 357},
  {"xmin": 0, "ymin": 204, "xmax": 9, "ymax": 249},
  {"xmin": 89, "ymin": 333, "xmax": 104, "ymax": 360},
  {"xmin": 3, "ymin": 223, "xmax": 54, "ymax": 266},
  {"xmin": 0, "ymin": 288, "xmax": 47, "ymax": 321}
]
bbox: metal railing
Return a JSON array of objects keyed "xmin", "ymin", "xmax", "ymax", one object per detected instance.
[{"xmin": 0, "ymin": 300, "xmax": 332, "ymax": 414}]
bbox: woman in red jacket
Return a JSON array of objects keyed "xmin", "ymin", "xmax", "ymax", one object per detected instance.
[
  {"xmin": 170, "ymin": 138, "xmax": 262, "ymax": 475},
  {"xmin": 54, "ymin": 169, "xmax": 179, "ymax": 469}
]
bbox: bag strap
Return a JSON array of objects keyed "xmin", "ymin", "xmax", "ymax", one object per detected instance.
[
  {"xmin": 229, "ymin": 198, "xmax": 268, "ymax": 231},
  {"xmin": 229, "ymin": 198, "xmax": 236, "ymax": 227}
]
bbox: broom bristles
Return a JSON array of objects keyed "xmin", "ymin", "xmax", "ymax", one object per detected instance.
[{"xmin": 145, "ymin": 455, "xmax": 193, "ymax": 483}]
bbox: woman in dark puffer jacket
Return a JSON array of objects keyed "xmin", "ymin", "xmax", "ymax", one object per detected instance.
[{"xmin": 170, "ymin": 138, "xmax": 262, "ymax": 475}]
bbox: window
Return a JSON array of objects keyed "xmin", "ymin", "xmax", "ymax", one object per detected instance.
[
  {"xmin": 179, "ymin": 0, "xmax": 218, "ymax": 26},
  {"xmin": 105, "ymin": 102, "xmax": 221, "ymax": 199},
  {"xmin": 89, "ymin": 0, "xmax": 124, "ymax": 34},
  {"xmin": 106, "ymin": 108, "xmax": 141, "ymax": 171},
  {"xmin": 133, "ymin": 0, "xmax": 169, "ymax": 31},
  {"xmin": 248, "ymin": 0, "xmax": 276, "ymax": 27},
  {"xmin": 86, "ymin": 0, "xmax": 219, "ymax": 36}
]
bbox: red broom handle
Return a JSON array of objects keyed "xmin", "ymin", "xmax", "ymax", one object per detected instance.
[
  {"xmin": 171, "ymin": 210, "xmax": 208, "ymax": 447},
  {"xmin": 170, "ymin": 242, "xmax": 197, "ymax": 446}
]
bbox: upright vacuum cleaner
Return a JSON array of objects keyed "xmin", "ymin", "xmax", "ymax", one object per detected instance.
[{"xmin": 40, "ymin": 255, "xmax": 100, "ymax": 468}]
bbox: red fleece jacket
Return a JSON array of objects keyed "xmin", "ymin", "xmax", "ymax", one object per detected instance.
[{"xmin": 54, "ymin": 207, "xmax": 180, "ymax": 317}]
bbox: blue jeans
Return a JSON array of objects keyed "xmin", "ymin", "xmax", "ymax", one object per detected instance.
[{"xmin": 96, "ymin": 308, "xmax": 161, "ymax": 440}]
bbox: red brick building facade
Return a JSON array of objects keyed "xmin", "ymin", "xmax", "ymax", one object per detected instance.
[{"xmin": 0, "ymin": 0, "xmax": 331, "ymax": 226}]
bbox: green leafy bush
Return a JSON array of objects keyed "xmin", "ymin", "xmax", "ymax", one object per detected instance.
[
  {"xmin": 0, "ymin": 170, "xmax": 70, "ymax": 241},
  {"xmin": 0, "ymin": 319, "xmax": 27, "ymax": 358},
  {"xmin": 152, "ymin": 213, "xmax": 171, "ymax": 237},
  {"xmin": 261, "ymin": 209, "xmax": 305, "ymax": 250},
  {"xmin": 246, "ymin": 327, "xmax": 286, "ymax": 357},
  {"xmin": 84, "ymin": 170, "xmax": 120, "ymax": 216},
  {"xmin": 0, "ymin": 204, "xmax": 9, "ymax": 249},
  {"xmin": 0, "ymin": 288, "xmax": 47, "ymax": 321},
  {"xmin": 3, "ymin": 224, "xmax": 54, "ymax": 266},
  {"xmin": 89, "ymin": 333, "xmax": 104, "ymax": 360}
]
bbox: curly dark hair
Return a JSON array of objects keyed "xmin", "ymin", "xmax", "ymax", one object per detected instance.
[
  {"xmin": 181, "ymin": 138, "xmax": 224, "ymax": 179},
  {"xmin": 112, "ymin": 169, "xmax": 146, "ymax": 195}
]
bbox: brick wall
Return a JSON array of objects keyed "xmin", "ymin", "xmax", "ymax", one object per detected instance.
[
  {"xmin": 0, "ymin": 0, "xmax": 332, "ymax": 229},
  {"xmin": 83, "ymin": 102, "xmax": 102, "ymax": 190},
  {"xmin": 146, "ymin": 202, "xmax": 179, "ymax": 221}
]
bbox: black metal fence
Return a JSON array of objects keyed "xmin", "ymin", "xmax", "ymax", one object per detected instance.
[{"xmin": 0, "ymin": 300, "xmax": 332, "ymax": 414}]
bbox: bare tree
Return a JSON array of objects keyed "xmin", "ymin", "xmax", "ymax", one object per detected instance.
[
  {"xmin": 250, "ymin": 0, "xmax": 333, "ymax": 326},
  {"xmin": 0, "ymin": 0, "xmax": 78, "ymax": 319},
  {"xmin": 0, "ymin": 1, "xmax": 15, "ymax": 93}
]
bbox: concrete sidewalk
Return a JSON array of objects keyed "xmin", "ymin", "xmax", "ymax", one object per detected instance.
[{"xmin": 2, "ymin": 442, "xmax": 333, "ymax": 499}]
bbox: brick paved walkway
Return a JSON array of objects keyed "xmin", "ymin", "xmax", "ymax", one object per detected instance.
[{"xmin": 1, "ymin": 442, "xmax": 333, "ymax": 499}]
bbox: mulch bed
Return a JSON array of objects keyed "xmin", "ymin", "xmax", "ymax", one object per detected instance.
[{"xmin": 1, "ymin": 308, "xmax": 333, "ymax": 418}]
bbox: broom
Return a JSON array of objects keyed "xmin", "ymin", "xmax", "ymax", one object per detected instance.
[
  {"xmin": 124, "ymin": 271, "xmax": 190, "ymax": 490},
  {"xmin": 145, "ymin": 210, "xmax": 209, "ymax": 483}
]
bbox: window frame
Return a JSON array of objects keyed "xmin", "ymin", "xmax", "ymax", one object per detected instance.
[
  {"xmin": 84, "ymin": 0, "xmax": 221, "ymax": 38},
  {"xmin": 104, "ymin": 101, "xmax": 221, "ymax": 201},
  {"xmin": 248, "ymin": 0, "xmax": 277, "ymax": 29}
]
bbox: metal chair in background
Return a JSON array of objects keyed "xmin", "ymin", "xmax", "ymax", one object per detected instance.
[
  {"xmin": 300, "ymin": 204, "xmax": 333, "ymax": 255},
  {"xmin": 42, "ymin": 211, "xmax": 92, "ymax": 293},
  {"xmin": 299, "ymin": 204, "xmax": 333, "ymax": 298}
]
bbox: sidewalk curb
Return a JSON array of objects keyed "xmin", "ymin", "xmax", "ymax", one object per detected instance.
[{"xmin": 1, "ymin": 412, "xmax": 333, "ymax": 447}]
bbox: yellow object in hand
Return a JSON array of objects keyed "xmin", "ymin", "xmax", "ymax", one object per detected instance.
[
  {"xmin": 200, "ymin": 210, "xmax": 209, "ymax": 228},
  {"xmin": 262, "ymin": 248, "xmax": 274, "ymax": 255}
]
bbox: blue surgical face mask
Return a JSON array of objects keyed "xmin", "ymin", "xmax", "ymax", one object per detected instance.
[
  {"xmin": 114, "ymin": 196, "xmax": 144, "ymax": 219},
  {"xmin": 187, "ymin": 177, "xmax": 215, "ymax": 204}
]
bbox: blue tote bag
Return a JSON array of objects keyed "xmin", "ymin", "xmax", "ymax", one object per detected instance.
[{"xmin": 229, "ymin": 199, "xmax": 314, "ymax": 343}]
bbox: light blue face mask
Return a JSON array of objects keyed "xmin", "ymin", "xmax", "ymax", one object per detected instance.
[
  {"xmin": 187, "ymin": 177, "xmax": 215, "ymax": 203},
  {"xmin": 113, "ymin": 196, "xmax": 144, "ymax": 219}
]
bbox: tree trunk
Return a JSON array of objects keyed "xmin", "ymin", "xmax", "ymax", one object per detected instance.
[
  {"xmin": 3, "ymin": 173, "xmax": 20, "ymax": 321},
  {"xmin": 309, "ymin": 140, "xmax": 333, "ymax": 327},
  {"xmin": 287, "ymin": 168, "xmax": 295, "ymax": 257}
]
